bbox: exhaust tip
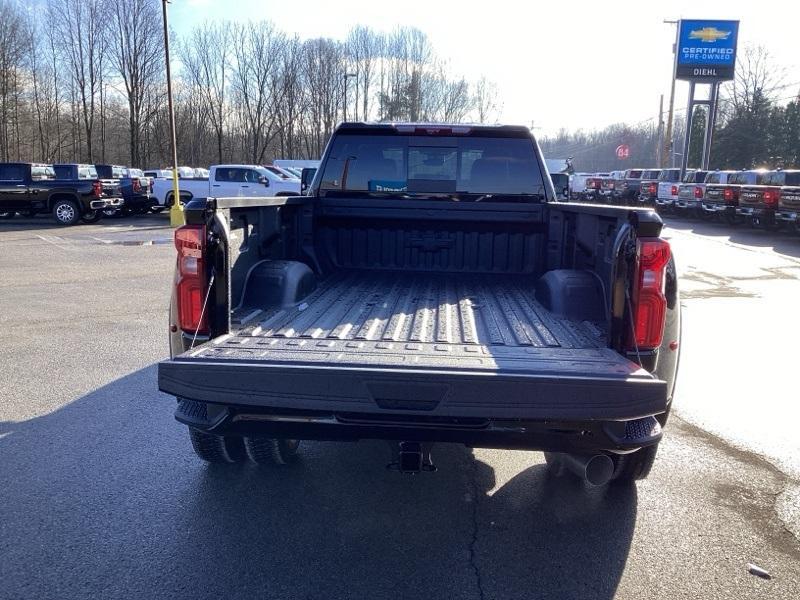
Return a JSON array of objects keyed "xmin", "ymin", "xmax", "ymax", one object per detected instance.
[
  {"xmin": 584, "ymin": 454, "xmax": 615, "ymax": 486},
  {"xmin": 554, "ymin": 452, "xmax": 615, "ymax": 486}
]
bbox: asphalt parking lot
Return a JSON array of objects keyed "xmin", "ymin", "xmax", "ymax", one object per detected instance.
[{"xmin": 1, "ymin": 214, "xmax": 799, "ymax": 599}]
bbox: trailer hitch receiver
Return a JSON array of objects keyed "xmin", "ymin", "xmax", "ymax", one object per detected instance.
[{"xmin": 387, "ymin": 441, "xmax": 436, "ymax": 473}]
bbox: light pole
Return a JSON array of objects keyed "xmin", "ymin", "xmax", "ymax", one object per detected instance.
[
  {"xmin": 162, "ymin": 0, "xmax": 183, "ymax": 227},
  {"xmin": 662, "ymin": 19, "xmax": 679, "ymax": 169},
  {"xmin": 342, "ymin": 73, "xmax": 356, "ymax": 123}
]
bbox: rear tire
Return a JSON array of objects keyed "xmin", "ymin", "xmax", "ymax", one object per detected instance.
[
  {"xmin": 188, "ymin": 427, "xmax": 247, "ymax": 464},
  {"xmin": 244, "ymin": 437, "xmax": 300, "ymax": 465},
  {"xmin": 52, "ymin": 198, "xmax": 81, "ymax": 226},
  {"xmin": 611, "ymin": 443, "xmax": 659, "ymax": 483},
  {"xmin": 81, "ymin": 210, "xmax": 102, "ymax": 224},
  {"xmin": 723, "ymin": 212, "xmax": 740, "ymax": 226}
]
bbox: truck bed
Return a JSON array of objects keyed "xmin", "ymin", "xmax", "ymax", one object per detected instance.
[{"xmin": 160, "ymin": 270, "xmax": 667, "ymax": 420}]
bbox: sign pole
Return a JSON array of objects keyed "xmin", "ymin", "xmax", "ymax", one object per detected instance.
[{"xmin": 702, "ymin": 83, "xmax": 720, "ymax": 169}]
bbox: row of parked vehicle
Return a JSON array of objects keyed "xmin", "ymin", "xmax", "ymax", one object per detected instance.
[
  {"xmin": 569, "ymin": 167, "xmax": 800, "ymax": 234},
  {"xmin": 0, "ymin": 161, "xmax": 313, "ymax": 226},
  {"xmin": 144, "ymin": 163, "xmax": 306, "ymax": 209}
]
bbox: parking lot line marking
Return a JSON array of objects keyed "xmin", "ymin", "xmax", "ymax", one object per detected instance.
[{"xmin": 36, "ymin": 234, "xmax": 72, "ymax": 251}]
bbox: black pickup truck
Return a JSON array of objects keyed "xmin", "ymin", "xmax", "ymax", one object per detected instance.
[
  {"xmin": 158, "ymin": 123, "xmax": 680, "ymax": 486},
  {"xmin": 738, "ymin": 170, "xmax": 800, "ymax": 231},
  {"xmin": 703, "ymin": 170, "xmax": 767, "ymax": 225},
  {"xmin": 0, "ymin": 162, "xmax": 118, "ymax": 225},
  {"xmin": 94, "ymin": 164, "xmax": 156, "ymax": 216},
  {"xmin": 637, "ymin": 169, "xmax": 662, "ymax": 205},
  {"xmin": 618, "ymin": 168, "xmax": 645, "ymax": 203}
]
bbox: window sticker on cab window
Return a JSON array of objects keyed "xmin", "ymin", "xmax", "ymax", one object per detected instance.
[{"xmin": 368, "ymin": 180, "xmax": 407, "ymax": 192}]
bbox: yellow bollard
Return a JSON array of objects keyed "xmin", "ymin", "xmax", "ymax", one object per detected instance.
[{"xmin": 169, "ymin": 168, "xmax": 184, "ymax": 227}]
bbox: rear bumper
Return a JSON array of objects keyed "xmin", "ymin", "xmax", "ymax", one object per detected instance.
[
  {"xmin": 124, "ymin": 194, "xmax": 157, "ymax": 209},
  {"xmin": 702, "ymin": 201, "xmax": 734, "ymax": 213},
  {"xmin": 174, "ymin": 398, "xmax": 664, "ymax": 453},
  {"xmin": 89, "ymin": 197, "xmax": 122, "ymax": 210},
  {"xmin": 776, "ymin": 210, "xmax": 798, "ymax": 223},
  {"xmin": 674, "ymin": 199, "xmax": 699, "ymax": 209}
]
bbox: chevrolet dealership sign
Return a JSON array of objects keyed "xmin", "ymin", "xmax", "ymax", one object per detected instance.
[{"xmin": 676, "ymin": 19, "xmax": 740, "ymax": 81}]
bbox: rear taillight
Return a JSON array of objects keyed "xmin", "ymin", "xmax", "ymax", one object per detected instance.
[
  {"xmin": 92, "ymin": 180, "xmax": 102, "ymax": 198},
  {"xmin": 694, "ymin": 186, "xmax": 703, "ymax": 199},
  {"xmin": 174, "ymin": 225, "xmax": 208, "ymax": 335},
  {"xmin": 671, "ymin": 185, "xmax": 678, "ymax": 196},
  {"xmin": 763, "ymin": 188, "xmax": 780, "ymax": 208},
  {"xmin": 723, "ymin": 187, "xmax": 734, "ymax": 202},
  {"xmin": 609, "ymin": 182, "xmax": 615, "ymax": 190},
  {"xmin": 133, "ymin": 178, "xmax": 142, "ymax": 193},
  {"xmin": 649, "ymin": 183, "xmax": 657, "ymax": 195},
  {"xmin": 149, "ymin": 180, "xmax": 154, "ymax": 193},
  {"xmin": 628, "ymin": 238, "xmax": 671, "ymax": 351}
]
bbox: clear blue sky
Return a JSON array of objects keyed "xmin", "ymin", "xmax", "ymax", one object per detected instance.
[{"xmin": 171, "ymin": 0, "xmax": 800, "ymax": 136}]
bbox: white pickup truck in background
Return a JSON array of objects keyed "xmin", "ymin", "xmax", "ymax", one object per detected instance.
[{"xmin": 151, "ymin": 164, "xmax": 301, "ymax": 208}]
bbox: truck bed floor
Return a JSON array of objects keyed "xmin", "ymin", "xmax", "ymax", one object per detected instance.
[{"xmin": 187, "ymin": 270, "xmax": 637, "ymax": 378}]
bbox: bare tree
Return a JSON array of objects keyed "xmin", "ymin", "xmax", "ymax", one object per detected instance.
[
  {"xmin": 0, "ymin": 0, "xmax": 26, "ymax": 161},
  {"xmin": 181, "ymin": 22, "xmax": 232, "ymax": 163},
  {"xmin": 472, "ymin": 76, "xmax": 500, "ymax": 124},
  {"xmin": 109, "ymin": 0, "xmax": 164, "ymax": 166},
  {"xmin": 345, "ymin": 26, "xmax": 382, "ymax": 121},
  {"xmin": 275, "ymin": 36, "xmax": 307, "ymax": 158},
  {"xmin": 0, "ymin": 10, "xmax": 507, "ymax": 166},
  {"xmin": 301, "ymin": 38, "xmax": 345, "ymax": 157},
  {"xmin": 50, "ymin": 0, "xmax": 109, "ymax": 162},
  {"xmin": 230, "ymin": 21, "xmax": 287, "ymax": 164},
  {"xmin": 723, "ymin": 45, "xmax": 785, "ymax": 116}
]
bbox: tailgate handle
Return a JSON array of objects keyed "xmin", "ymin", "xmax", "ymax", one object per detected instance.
[{"xmin": 365, "ymin": 381, "xmax": 448, "ymax": 411}]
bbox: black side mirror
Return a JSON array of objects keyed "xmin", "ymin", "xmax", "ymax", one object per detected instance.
[
  {"xmin": 301, "ymin": 168, "xmax": 317, "ymax": 194},
  {"xmin": 258, "ymin": 176, "xmax": 269, "ymax": 186}
]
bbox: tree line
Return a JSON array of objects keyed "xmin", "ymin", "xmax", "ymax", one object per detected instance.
[
  {"xmin": 0, "ymin": 0, "xmax": 500, "ymax": 169},
  {"xmin": 541, "ymin": 46, "xmax": 800, "ymax": 173}
]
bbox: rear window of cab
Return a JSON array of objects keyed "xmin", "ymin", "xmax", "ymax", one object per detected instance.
[{"xmin": 763, "ymin": 171, "xmax": 800, "ymax": 186}]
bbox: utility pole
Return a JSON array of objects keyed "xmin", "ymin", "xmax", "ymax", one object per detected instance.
[
  {"xmin": 162, "ymin": 0, "xmax": 183, "ymax": 227},
  {"xmin": 662, "ymin": 19, "xmax": 679, "ymax": 168},
  {"xmin": 655, "ymin": 94, "xmax": 664, "ymax": 166},
  {"xmin": 342, "ymin": 73, "xmax": 356, "ymax": 123}
]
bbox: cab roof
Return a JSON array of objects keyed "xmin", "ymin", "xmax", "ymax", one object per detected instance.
[{"xmin": 335, "ymin": 122, "xmax": 533, "ymax": 138}]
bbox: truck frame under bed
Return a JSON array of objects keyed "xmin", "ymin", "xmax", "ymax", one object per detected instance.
[{"xmin": 159, "ymin": 270, "xmax": 667, "ymax": 422}]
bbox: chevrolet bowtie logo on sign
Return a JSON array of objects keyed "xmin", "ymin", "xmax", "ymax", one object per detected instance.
[
  {"xmin": 676, "ymin": 19, "xmax": 739, "ymax": 81},
  {"xmin": 689, "ymin": 27, "xmax": 732, "ymax": 43}
]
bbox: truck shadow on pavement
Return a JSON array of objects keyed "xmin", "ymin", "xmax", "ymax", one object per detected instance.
[{"xmin": 0, "ymin": 366, "xmax": 637, "ymax": 600}]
